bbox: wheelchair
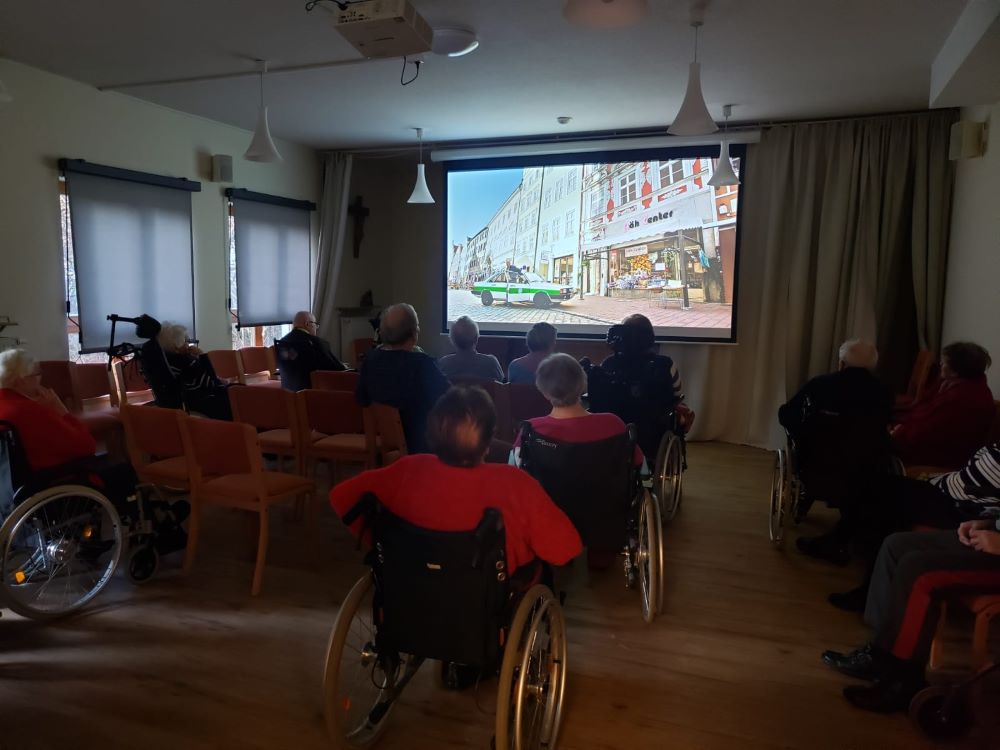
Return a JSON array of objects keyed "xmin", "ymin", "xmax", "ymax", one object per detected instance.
[
  {"xmin": 519, "ymin": 423, "xmax": 665, "ymax": 623},
  {"xmin": 321, "ymin": 499, "xmax": 567, "ymax": 750},
  {"xmin": 583, "ymin": 356, "xmax": 686, "ymax": 525},
  {"xmin": 0, "ymin": 423, "xmax": 124, "ymax": 620}
]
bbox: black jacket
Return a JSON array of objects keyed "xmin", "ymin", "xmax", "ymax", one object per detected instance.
[{"xmin": 276, "ymin": 328, "xmax": 346, "ymax": 391}]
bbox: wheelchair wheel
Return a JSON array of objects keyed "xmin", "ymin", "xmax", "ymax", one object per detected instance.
[
  {"xmin": 496, "ymin": 584, "xmax": 568, "ymax": 750},
  {"xmin": 323, "ymin": 574, "xmax": 396, "ymax": 749},
  {"xmin": 654, "ymin": 432, "xmax": 683, "ymax": 524},
  {"xmin": 908, "ymin": 685, "xmax": 973, "ymax": 741},
  {"xmin": 768, "ymin": 450, "xmax": 787, "ymax": 546},
  {"xmin": 636, "ymin": 489, "xmax": 662, "ymax": 623},
  {"xmin": 126, "ymin": 541, "xmax": 158, "ymax": 584},
  {"xmin": 0, "ymin": 484, "xmax": 123, "ymax": 620}
]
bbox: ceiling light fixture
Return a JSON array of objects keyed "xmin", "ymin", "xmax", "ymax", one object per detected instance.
[
  {"xmin": 407, "ymin": 128, "xmax": 434, "ymax": 204},
  {"xmin": 708, "ymin": 104, "xmax": 740, "ymax": 187},
  {"xmin": 668, "ymin": 22, "xmax": 718, "ymax": 136},
  {"xmin": 244, "ymin": 60, "xmax": 282, "ymax": 163},
  {"xmin": 563, "ymin": 0, "xmax": 649, "ymax": 28},
  {"xmin": 431, "ymin": 27, "xmax": 480, "ymax": 57}
]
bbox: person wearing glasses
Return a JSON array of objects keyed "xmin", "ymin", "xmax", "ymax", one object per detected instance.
[{"xmin": 276, "ymin": 310, "xmax": 346, "ymax": 391}]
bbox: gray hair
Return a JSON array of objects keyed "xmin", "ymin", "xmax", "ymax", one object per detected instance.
[
  {"xmin": 449, "ymin": 316, "xmax": 479, "ymax": 351},
  {"xmin": 0, "ymin": 349, "xmax": 36, "ymax": 389},
  {"xmin": 380, "ymin": 303, "xmax": 419, "ymax": 346},
  {"xmin": 535, "ymin": 353, "xmax": 586, "ymax": 407},
  {"xmin": 526, "ymin": 322, "xmax": 557, "ymax": 353},
  {"xmin": 157, "ymin": 322, "xmax": 189, "ymax": 353},
  {"xmin": 838, "ymin": 339, "xmax": 878, "ymax": 370}
]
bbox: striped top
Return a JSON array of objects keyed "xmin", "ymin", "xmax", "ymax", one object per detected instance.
[{"xmin": 931, "ymin": 442, "xmax": 1000, "ymax": 504}]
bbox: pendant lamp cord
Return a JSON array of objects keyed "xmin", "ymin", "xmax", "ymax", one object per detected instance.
[{"xmin": 693, "ymin": 22, "xmax": 701, "ymax": 63}]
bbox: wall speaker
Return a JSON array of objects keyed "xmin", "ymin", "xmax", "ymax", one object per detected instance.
[
  {"xmin": 949, "ymin": 121, "xmax": 987, "ymax": 160},
  {"xmin": 211, "ymin": 154, "xmax": 234, "ymax": 183}
]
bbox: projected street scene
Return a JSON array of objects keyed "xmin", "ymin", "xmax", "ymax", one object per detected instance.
[{"xmin": 446, "ymin": 157, "xmax": 740, "ymax": 338}]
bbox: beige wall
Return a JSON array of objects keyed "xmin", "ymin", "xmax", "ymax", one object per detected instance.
[
  {"xmin": 942, "ymin": 102, "xmax": 1000, "ymax": 394},
  {"xmin": 0, "ymin": 59, "xmax": 320, "ymax": 359}
]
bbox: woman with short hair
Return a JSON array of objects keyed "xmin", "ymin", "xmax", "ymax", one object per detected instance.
[
  {"xmin": 157, "ymin": 323, "xmax": 232, "ymax": 420},
  {"xmin": 507, "ymin": 323, "xmax": 557, "ymax": 385}
]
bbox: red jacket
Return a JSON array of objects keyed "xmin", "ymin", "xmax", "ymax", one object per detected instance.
[
  {"xmin": 893, "ymin": 375, "xmax": 995, "ymax": 469},
  {"xmin": 329, "ymin": 454, "xmax": 582, "ymax": 573},
  {"xmin": 0, "ymin": 389, "xmax": 97, "ymax": 471}
]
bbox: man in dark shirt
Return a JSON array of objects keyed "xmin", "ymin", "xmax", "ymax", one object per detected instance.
[
  {"xmin": 276, "ymin": 311, "xmax": 346, "ymax": 391},
  {"xmin": 356, "ymin": 303, "xmax": 449, "ymax": 454},
  {"xmin": 779, "ymin": 339, "xmax": 892, "ymax": 563}
]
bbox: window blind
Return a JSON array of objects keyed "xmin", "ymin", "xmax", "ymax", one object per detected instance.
[
  {"xmin": 62, "ymin": 160, "xmax": 199, "ymax": 353},
  {"xmin": 228, "ymin": 189, "xmax": 315, "ymax": 328}
]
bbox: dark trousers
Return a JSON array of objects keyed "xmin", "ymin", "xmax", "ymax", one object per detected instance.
[{"xmin": 865, "ymin": 530, "xmax": 1000, "ymax": 662}]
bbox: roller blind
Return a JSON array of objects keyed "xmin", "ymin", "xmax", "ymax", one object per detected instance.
[
  {"xmin": 62, "ymin": 160, "xmax": 199, "ymax": 353},
  {"xmin": 228, "ymin": 189, "xmax": 315, "ymax": 328}
]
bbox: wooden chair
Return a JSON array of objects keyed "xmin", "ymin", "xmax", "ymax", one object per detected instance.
[
  {"xmin": 207, "ymin": 349, "xmax": 246, "ymax": 385},
  {"xmin": 111, "ymin": 359, "xmax": 155, "ymax": 407},
  {"xmin": 296, "ymin": 389, "xmax": 376, "ymax": 481},
  {"xmin": 929, "ymin": 594, "xmax": 1000, "ymax": 671},
  {"xmin": 895, "ymin": 350, "xmax": 937, "ymax": 409},
  {"xmin": 119, "ymin": 404, "xmax": 192, "ymax": 491},
  {"xmin": 41, "ymin": 360, "xmax": 123, "ymax": 452},
  {"xmin": 508, "ymin": 383, "xmax": 552, "ymax": 436},
  {"xmin": 352, "ymin": 337, "xmax": 375, "ymax": 368},
  {"xmin": 239, "ymin": 346, "xmax": 280, "ymax": 387},
  {"xmin": 179, "ymin": 416, "xmax": 315, "ymax": 596},
  {"xmin": 365, "ymin": 403, "xmax": 407, "ymax": 466},
  {"xmin": 38, "ymin": 360, "xmax": 79, "ymax": 411},
  {"xmin": 228, "ymin": 385, "xmax": 304, "ymax": 474},
  {"xmin": 310, "ymin": 370, "xmax": 360, "ymax": 392}
]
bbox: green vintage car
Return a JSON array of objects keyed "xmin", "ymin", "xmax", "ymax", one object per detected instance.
[{"xmin": 471, "ymin": 269, "xmax": 574, "ymax": 308}]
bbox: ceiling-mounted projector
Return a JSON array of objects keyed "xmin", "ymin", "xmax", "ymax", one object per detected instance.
[{"xmin": 334, "ymin": 0, "xmax": 433, "ymax": 59}]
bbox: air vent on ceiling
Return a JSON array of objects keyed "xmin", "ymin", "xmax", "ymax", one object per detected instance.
[{"xmin": 334, "ymin": 0, "xmax": 433, "ymax": 59}]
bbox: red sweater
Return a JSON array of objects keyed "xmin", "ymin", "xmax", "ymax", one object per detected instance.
[
  {"xmin": 893, "ymin": 376, "xmax": 995, "ymax": 469},
  {"xmin": 0, "ymin": 389, "xmax": 97, "ymax": 471},
  {"xmin": 329, "ymin": 454, "xmax": 582, "ymax": 573},
  {"xmin": 514, "ymin": 413, "xmax": 645, "ymax": 467}
]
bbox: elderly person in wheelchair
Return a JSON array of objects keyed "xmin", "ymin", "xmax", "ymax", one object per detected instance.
[
  {"xmin": 326, "ymin": 385, "xmax": 579, "ymax": 748},
  {"xmin": 155, "ymin": 323, "xmax": 232, "ymax": 420},
  {"xmin": 0, "ymin": 348, "xmax": 136, "ymax": 618}
]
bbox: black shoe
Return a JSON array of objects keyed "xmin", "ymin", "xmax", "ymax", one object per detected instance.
[
  {"xmin": 843, "ymin": 676, "xmax": 924, "ymax": 714},
  {"xmin": 796, "ymin": 535, "xmax": 850, "ymax": 566},
  {"xmin": 828, "ymin": 586, "xmax": 869, "ymax": 613},
  {"xmin": 821, "ymin": 643, "xmax": 881, "ymax": 681},
  {"xmin": 440, "ymin": 661, "xmax": 480, "ymax": 691}
]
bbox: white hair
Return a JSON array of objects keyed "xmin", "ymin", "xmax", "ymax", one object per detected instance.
[
  {"xmin": 0, "ymin": 349, "xmax": 36, "ymax": 389},
  {"xmin": 157, "ymin": 322, "xmax": 189, "ymax": 352},
  {"xmin": 838, "ymin": 339, "xmax": 879, "ymax": 370},
  {"xmin": 449, "ymin": 316, "xmax": 480, "ymax": 351}
]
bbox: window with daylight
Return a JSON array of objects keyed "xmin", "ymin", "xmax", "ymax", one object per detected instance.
[
  {"xmin": 540, "ymin": 226, "xmax": 549, "ymax": 245},
  {"xmin": 551, "ymin": 219, "xmax": 560, "ymax": 242},
  {"xmin": 556, "ymin": 179, "xmax": 564, "ymax": 201},
  {"xmin": 227, "ymin": 189, "xmax": 316, "ymax": 332},
  {"xmin": 659, "ymin": 159, "xmax": 684, "ymax": 187},
  {"xmin": 544, "ymin": 188, "xmax": 552, "ymax": 208},
  {"xmin": 565, "ymin": 209, "xmax": 576, "ymax": 236},
  {"xmin": 567, "ymin": 169, "xmax": 577, "ymax": 192},
  {"xmin": 619, "ymin": 172, "xmax": 637, "ymax": 204},
  {"xmin": 60, "ymin": 159, "xmax": 198, "ymax": 355},
  {"xmin": 589, "ymin": 190, "xmax": 603, "ymax": 218}
]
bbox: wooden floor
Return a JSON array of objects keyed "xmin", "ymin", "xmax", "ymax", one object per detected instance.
[{"xmin": 1, "ymin": 443, "xmax": 996, "ymax": 749}]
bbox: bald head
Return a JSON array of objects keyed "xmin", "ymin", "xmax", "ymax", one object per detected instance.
[
  {"xmin": 838, "ymin": 339, "xmax": 878, "ymax": 370},
  {"xmin": 380, "ymin": 303, "xmax": 419, "ymax": 348},
  {"xmin": 293, "ymin": 311, "xmax": 318, "ymax": 335}
]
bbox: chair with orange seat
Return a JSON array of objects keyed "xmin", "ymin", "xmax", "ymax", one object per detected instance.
[
  {"xmin": 206, "ymin": 349, "xmax": 245, "ymax": 385},
  {"xmin": 296, "ymin": 389, "xmax": 376, "ymax": 481},
  {"xmin": 311, "ymin": 370, "xmax": 360, "ymax": 392},
  {"xmin": 111, "ymin": 359, "xmax": 155, "ymax": 407},
  {"xmin": 119, "ymin": 404, "xmax": 192, "ymax": 492},
  {"xmin": 895, "ymin": 350, "xmax": 937, "ymax": 410},
  {"xmin": 365, "ymin": 403, "xmax": 407, "ymax": 466},
  {"xmin": 352, "ymin": 337, "xmax": 375, "ymax": 368},
  {"xmin": 40, "ymin": 360, "xmax": 123, "ymax": 452},
  {"xmin": 179, "ymin": 416, "xmax": 315, "ymax": 595},
  {"xmin": 228, "ymin": 385, "xmax": 304, "ymax": 474},
  {"xmin": 508, "ymin": 383, "xmax": 552, "ymax": 430},
  {"xmin": 928, "ymin": 593, "xmax": 1000, "ymax": 671},
  {"xmin": 239, "ymin": 346, "xmax": 280, "ymax": 387}
]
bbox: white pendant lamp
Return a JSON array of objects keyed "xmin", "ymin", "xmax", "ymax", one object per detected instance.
[
  {"xmin": 407, "ymin": 128, "xmax": 434, "ymax": 204},
  {"xmin": 563, "ymin": 0, "xmax": 649, "ymax": 28},
  {"xmin": 244, "ymin": 61, "xmax": 282, "ymax": 163},
  {"xmin": 668, "ymin": 22, "xmax": 718, "ymax": 136},
  {"xmin": 708, "ymin": 104, "xmax": 740, "ymax": 187}
]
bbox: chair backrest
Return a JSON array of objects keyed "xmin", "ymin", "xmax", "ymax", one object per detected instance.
[
  {"xmin": 179, "ymin": 416, "xmax": 260, "ymax": 481},
  {"xmin": 586, "ymin": 359, "xmax": 676, "ymax": 461},
  {"xmin": 120, "ymin": 404, "xmax": 186, "ymax": 468},
  {"xmin": 905, "ymin": 350, "xmax": 937, "ymax": 402},
  {"xmin": 228, "ymin": 384, "xmax": 297, "ymax": 431},
  {"xmin": 239, "ymin": 346, "xmax": 277, "ymax": 382},
  {"xmin": 38, "ymin": 360, "xmax": 78, "ymax": 412},
  {"xmin": 111, "ymin": 359, "xmax": 155, "ymax": 407},
  {"xmin": 519, "ymin": 424, "xmax": 634, "ymax": 549},
  {"xmin": 352, "ymin": 337, "xmax": 375, "ymax": 368},
  {"xmin": 296, "ymin": 389, "xmax": 365, "ymax": 436},
  {"xmin": 507, "ymin": 383, "xmax": 551, "ymax": 425},
  {"xmin": 73, "ymin": 363, "xmax": 113, "ymax": 403},
  {"xmin": 311, "ymin": 370, "xmax": 360, "ymax": 392},
  {"xmin": 368, "ymin": 501, "xmax": 508, "ymax": 668},
  {"xmin": 367, "ymin": 403, "xmax": 408, "ymax": 461},
  {"xmin": 207, "ymin": 349, "xmax": 245, "ymax": 385}
]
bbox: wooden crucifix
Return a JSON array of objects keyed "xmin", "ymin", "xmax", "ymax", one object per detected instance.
[{"xmin": 348, "ymin": 195, "xmax": 370, "ymax": 259}]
